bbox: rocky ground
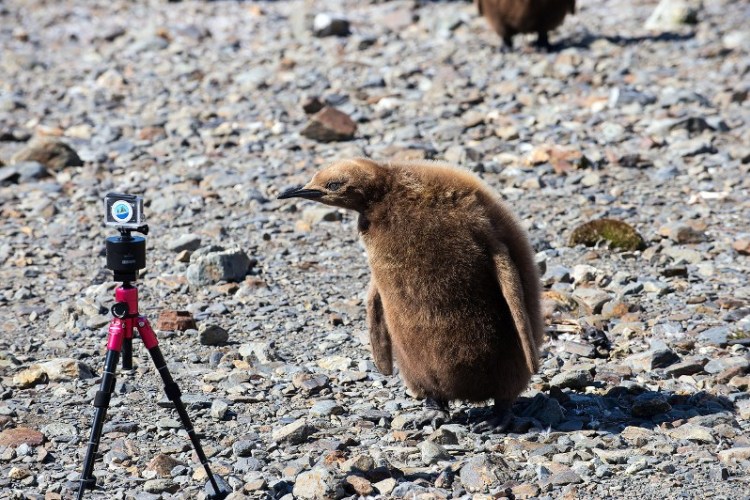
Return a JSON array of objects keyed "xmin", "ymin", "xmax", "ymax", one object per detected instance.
[{"xmin": 1, "ymin": 0, "xmax": 749, "ymax": 498}]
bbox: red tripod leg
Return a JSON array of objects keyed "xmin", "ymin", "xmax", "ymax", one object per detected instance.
[
  {"xmin": 77, "ymin": 317, "xmax": 127, "ymax": 499},
  {"xmin": 137, "ymin": 316, "xmax": 229, "ymax": 499}
]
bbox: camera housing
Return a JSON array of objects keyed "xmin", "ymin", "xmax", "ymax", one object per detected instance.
[
  {"xmin": 104, "ymin": 192, "xmax": 147, "ymax": 282},
  {"xmin": 104, "ymin": 193, "xmax": 145, "ymax": 229}
]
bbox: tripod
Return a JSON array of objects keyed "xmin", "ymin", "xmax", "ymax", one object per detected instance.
[{"xmin": 78, "ymin": 226, "xmax": 228, "ymax": 499}]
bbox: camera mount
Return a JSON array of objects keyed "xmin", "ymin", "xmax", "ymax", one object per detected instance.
[
  {"xmin": 77, "ymin": 196, "xmax": 229, "ymax": 499},
  {"xmin": 105, "ymin": 225, "xmax": 148, "ymax": 282}
]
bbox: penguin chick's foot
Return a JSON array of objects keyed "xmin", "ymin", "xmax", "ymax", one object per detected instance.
[
  {"xmin": 470, "ymin": 403, "xmax": 513, "ymax": 434},
  {"xmin": 408, "ymin": 398, "xmax": 450, "ymax": 429}
]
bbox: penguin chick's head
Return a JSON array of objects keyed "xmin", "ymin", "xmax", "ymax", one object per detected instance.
[{"xmin": 277, "ymin": 158, "xmax": 386, "ymax": 212}]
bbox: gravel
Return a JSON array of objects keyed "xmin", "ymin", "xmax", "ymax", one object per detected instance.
[{"xmin": 1, "ymin": 0, "xmax": 749, "ymax": 498}]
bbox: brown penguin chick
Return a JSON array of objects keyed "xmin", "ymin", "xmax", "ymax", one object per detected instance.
[
  {"xmin": 476, "ymin": 0, "xmax": 576, "ymax": 50},
  {"xmin": 278, "ymin": 158, "xmax": 544, "ymax": 432}
]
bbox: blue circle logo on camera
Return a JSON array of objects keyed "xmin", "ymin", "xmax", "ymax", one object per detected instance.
[{"xmin": 111, "ymin": 200, "xmax": 133, "ymax": 223}]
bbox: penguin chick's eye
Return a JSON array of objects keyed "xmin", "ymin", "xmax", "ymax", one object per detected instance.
[{"xmin": 326, "ymin": 181, "xmax": 343, "ymax": 191}]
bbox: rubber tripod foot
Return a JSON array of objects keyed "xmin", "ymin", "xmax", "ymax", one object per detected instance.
[{"xmin": 204, "ymin": 474, "xmax": 231, "ymax": 499}]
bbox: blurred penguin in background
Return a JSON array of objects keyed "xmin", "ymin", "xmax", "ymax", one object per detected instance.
[{"xmin": 476, "ymin": 0, "xmax": 576, "ymax": 50}]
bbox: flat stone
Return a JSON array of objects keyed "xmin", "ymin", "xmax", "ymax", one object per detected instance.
[
  {"xmin": 620, "ymin": 426, "xmax": 656, "ymax": 446},
  {"xmin": 292, "ymin": 467, "xmax": 333, "ymax": 499},
  {"xmin": 8, "ymin": 467, "xmax": 31, "ymax": 480},
  {"xmin": 14, "ymin": 358, "xmax": 94, "ymax": 387},
  {"xmin": 143, "ymin": 478, "xmax": 179, "ymax": 493},
  {"xmin": 733, "ymin": 239, "xmax": 750, "ymax": 256},
  {"xmin": 310, "ymin": 400, "xmax": 344, "ymax": 417},
  {"xmin": 546, "ymin": 469, "xmax": 583, "ymax": 486},
  {"xmin": 427, "ymin": 427, "xmax": 458, "ymax": 445},
  {"xmin": 146, "ymin": 454, "xmax": 183, "ymax": 478},
  {"xmin": 365, "ymin": 476, "xmax": 393, "ymax": 496},
  {"xmin": 521, "ymin": 393, "xmax": 564, "ymax": 426},
  {"xmin": 659, "ymin": 222, "xmax": 705, "ymax": 243},
  {"xmin": 40, "ymin": 423, "xmax": 77, "ymax": 441},
  {"xmin": 293, "ymin": 372, "xmax": 329, "ymax": 393},
  {"xmin": 167, "ymin": 234, "xmax": 202, "ymax": 252},
  {"xmin": 0, "ymin": 427, "xmax": 44, "ymax": 447},
  {"xmin": 718, "ymin": 447, "xmax": 750, "ymax": 464},
  {"xmin": 272, "ymin": 419, "xmax": 312, "ymax": 444},
  {"xmin": 313, "ymin": 13, "xmax": 350, "ymax": 37},
  {"xmin": 210, "ymin": 399, "xmax": 229, "ymax": 420},
  {"xmin": 418, "ymin": 440, "xmax": 451, "ymax": 464},
  {"xmin": 199, "ymin": 324, "xmax": 229, "ymax": 346},
  {"xmin": 341, "ymin": 454, "xmax": 375, "ymax": 475},
  {"xmin": 13, "ymin": 366, "xmax": 47, "ymax": 388},
  {"xmin": 666, "ymin": 424, "xmax": 715, "ymax": 443},
  {"xmin": 512, "ymin": 483, "xmax": 541, "ymax": 499},
  {"xmin": 572, "ymin": 288, "xmax": 612, "ymax": 314},
  {"xmin": 300, "ymin": 107, "xmax": 357, "ymax": 142},
  {"xmin": 232, "ymin": 440, "xmax": 256, "ymax": 457},
  {"xmin": 697, "ymin": 326, "xmax": 730, "ymax": 346},
  {"xmin": 704, "ymin": 356, "xmax": 749, "ymax": 374},
  {"xmin": 625, "ymin": 347, "xmax": 680, "ymax": 371},
  {"xmin": 593, "ymin": 449, "xmax": 631, "ymax": 464},
  {"xmin": 302, "ymin": 207, "xmax": 342, "ymax": 225},
  {"xmin": 460, "ymin": 454, "xmax": 506, "ymax": 493},
  {"xmin": 187, "ymin": 247, "xmax": 253, "ymax": 287},
  {"xmin": 550, "ymin": 369, "xmax": 594, "ymax": 390},
  {"xmin": 239, "ymin": 342, "xmax": 278, "ymax": 363},
  {"xmin": 665, "ymin": 359, "xmax": 705, "ymax": 377},
  {"xmin": 562, "ymin": 341, "xmax": 597, "ymax": 358},
  {"xmin": 632, "ymin": 392, "xmax": 672, "ymax": 417},
  {"xmin": 156, "ymin": 310, "xmax": 196, "ymax": 332},
  {"xmin": 344, "ymin": 475, "xmax": 373, "ymax": 496},
  {"xmin": 317, "ymin": 355, "xmax": 352, "ymax": 371},
  {"xmin": 11, "ymin": 139, "xmax": 82, "ymax": 170}
]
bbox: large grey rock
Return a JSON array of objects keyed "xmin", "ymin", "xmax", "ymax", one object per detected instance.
[{"xmin": 187, "ymin": 247, "xmax": 252, "ymax": 286}]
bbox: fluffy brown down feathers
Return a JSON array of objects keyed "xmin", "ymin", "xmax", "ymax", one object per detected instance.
[{"xmin": 279, "ymin": 158, "xmax": 543, "ymax": 412}]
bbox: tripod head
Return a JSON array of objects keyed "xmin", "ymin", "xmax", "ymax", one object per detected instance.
[{"xmin": 104, "ymin": 193, "xmax": 149, "ymax": 283}]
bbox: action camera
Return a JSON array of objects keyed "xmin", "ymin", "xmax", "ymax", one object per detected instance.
[{"xmin": 104, "ymin": 193, "xmax": 145, "ymax": 229}]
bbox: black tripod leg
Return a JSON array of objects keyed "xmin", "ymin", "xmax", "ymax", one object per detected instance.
[
  {"xmin": 147, "ymin": 346, "xmax": 228, "ymax": 499},
  {"xmin": 78, "ymin": 350, "xmax": 120, "ymax": 500},
  {"xmin": 122, "ymin": 336, "xmax": 133, "ymax": 370}
]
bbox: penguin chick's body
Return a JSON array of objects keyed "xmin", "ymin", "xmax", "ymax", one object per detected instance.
[
  {"xmin": 279, "ymin": 159, "xmax": 543, "ymax": 428},
  {"xmin": 476, "ymin": 0, "xmax": 576, "ymax": 49}
]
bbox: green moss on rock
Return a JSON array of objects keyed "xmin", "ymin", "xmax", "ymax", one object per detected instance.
[{"xmin": 569, "ymin": 218, "xmax": 646, "ymax": 252}]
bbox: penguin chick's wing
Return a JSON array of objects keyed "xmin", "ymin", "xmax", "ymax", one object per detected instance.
[
  {"xmin": 493, "ymin": 243, "xmax": 540, "ymax": 373},
  {"xmin": 367, "ymin": 283, "xmax": 393, "ymax": 375}
]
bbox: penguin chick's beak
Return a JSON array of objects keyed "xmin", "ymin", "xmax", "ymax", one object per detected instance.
[{"xmin": 277, "ymin": 185, "xmax": 324, "ymax": 200}]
